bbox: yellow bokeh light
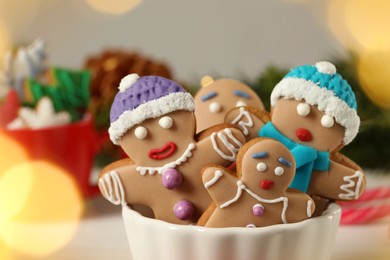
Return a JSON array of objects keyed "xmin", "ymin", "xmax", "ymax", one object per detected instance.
[
  {"xmin": 0, "ymin": 161, "xmax": 84, "ymax": 257},
  {"xmin": 0, "ymin": 163, "xmax": 33, "ymax": 224},
  {"xmin": 0, "ymin": 133, "xmax": 29, "ymax": 174},
  {"xmin": 327, "ymin": 0, "xmax": 362, "ymax": 50},
  {"xmin": 86, "ymin": 0, "xmax": 142, "ymax": 15},
  {"xmin": 345, "ymin": 0, "xmax": 390, "ymax": 51},
  {"xmin": 357, "ymin": 50, "xmax": 390, "ymax": 109}
]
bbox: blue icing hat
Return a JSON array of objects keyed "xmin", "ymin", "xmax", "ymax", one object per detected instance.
[{"xmin": 270, "ymin": 61, "xmax": 360, "ymax": 145}]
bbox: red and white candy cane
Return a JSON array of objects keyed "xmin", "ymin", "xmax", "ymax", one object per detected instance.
[{"xmin": 339, "ymin": 186, "xmax": 390, "ymax": 225}]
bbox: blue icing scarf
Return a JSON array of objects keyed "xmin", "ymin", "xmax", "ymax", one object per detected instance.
[{"xmin": 259, "ymin": 122, "xmax": 330, "ymax": 192}]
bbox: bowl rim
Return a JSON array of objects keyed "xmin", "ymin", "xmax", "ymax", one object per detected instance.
[{"xmin": 122, "ymin": 202, "xmax": 342, "ymax": 234}]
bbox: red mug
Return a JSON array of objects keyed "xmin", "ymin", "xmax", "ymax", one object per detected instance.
[{"xmin": 1, "ymin": 113, "xmax": 108, "ymax": 197}]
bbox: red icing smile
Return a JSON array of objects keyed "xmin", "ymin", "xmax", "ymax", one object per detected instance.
[
  {"xmin": 296, "ymin": 128, "xmax": 312, "ymax": 142},
  {"xmin": 148, "ymin": 142, "xmax": 177, "ymax": 160},
  {"xmin": 260, "ymin": 180, "xmax": 274, "ymax": 190}
]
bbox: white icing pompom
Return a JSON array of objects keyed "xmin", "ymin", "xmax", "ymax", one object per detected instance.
[
  {"xmin": 256, "ymin": 162, "xmax": 267, "ymax": 172},
  {"xmin": 159, "ymin": 116, "xmax": 173, "ymax": 129},
  {"xmin": 209, "ymin": 102, "xmax": 222, "ymax": 113},
  {"xmin": 297, "ymin": 103, "xmax": 310, "ymax": 117},
  {"xmin": 118, "ymin": 73, "xmax": 140, "ymax": 92},
  {"xmin": 274, "ymin": 166, "xmax": 284, "ymax": 176},
  {"xmin": 134, "ymin": 126, "xmax": 148, "ymax": 139},
  {"xmin": 321, "ymin": 115, "xmax": 335, "ymax": 128},
  {"xmin": 315, "ymin": 61, "xmax": 336, "ymax": 74}
]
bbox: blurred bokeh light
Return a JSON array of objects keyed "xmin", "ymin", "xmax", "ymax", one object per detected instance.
[
  {"xmin": 0, "ymin": 161, "xmax": 84, "ymax": 257},
  {"xmin": 0, "ymin": 163, "xmax": 33, "ymax": 224},
  {"xmin": 86, "ymin": 0, "xmax": 142, "ymax": 15},
  {"xmin": 357, "ymin": 50, "xmax": 390, "ymax": 109},
  {"xmin": 345, "ymin": 0, "xmax": 390, "ymax": 51},
  {"xmin": 0, "ymin": 133, "xmax": 28, "ymax": 174}
]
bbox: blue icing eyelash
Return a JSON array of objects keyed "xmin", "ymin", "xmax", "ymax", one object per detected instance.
[
  {"xmin": 201, "ymin": 91, "xmax": 218, "ymax": 102},
  {"xmin": 252, "ymin": 152, "xmax": 268, "ymax": 159},
  {"xmin": 233, "ymin": 90, "xmax": 250, "ymax": 99},
  {"xmin": 278, "ymin": 157, "xmax": 292, "ymax": 168}
]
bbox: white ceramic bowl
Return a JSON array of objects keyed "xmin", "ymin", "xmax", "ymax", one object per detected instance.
[{"xmin": 122, "ymin": 203, "xmax": 341, "ymax": 260}]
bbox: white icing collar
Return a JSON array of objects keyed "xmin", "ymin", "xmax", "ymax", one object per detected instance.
[{"xmin": 136, "ymin": 143, "xmax": 196, "ymax": 175}]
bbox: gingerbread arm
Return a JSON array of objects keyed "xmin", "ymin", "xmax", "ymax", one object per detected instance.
[
  {"xmin": 285, "ymin": 192, "xmax": 315, "ymax": 223},
  {"xmin": 201, "ymin": 166, "xmax": 239, "ymax": 207},
  {"xmin": 98, "ymin": 162, "xmax": 153, "ymax": 206},
  {"xmin": 308, "ymin": 160, "xmax": 366, "ymax": 201},
  {"xmin": 197, "ymin": 127, "xmax": 246, "ymax": 165},
  {"xmin": 225, "ymin": 106, "xmax": 270, "ymax": 142}
]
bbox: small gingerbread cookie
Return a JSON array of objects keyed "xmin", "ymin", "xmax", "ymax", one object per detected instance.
[
  {"xmin": 259, "ymin": 61, "xmax": 366, "ymax": 201},
  {"xmin": 194, "ymin": 77, "xmax": 265, "ymax": 133},
  {"xmin": 99, "ymin": 74, "xmax": 246, "ymax": 224},
  {"xmin": 199, "ymin": 138, "xmax": 314, "ymax": 228}
]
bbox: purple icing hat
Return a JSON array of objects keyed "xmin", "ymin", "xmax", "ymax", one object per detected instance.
[{"xmin": 109, "ymin": 74, "xmax": 194, "ymax": 144}]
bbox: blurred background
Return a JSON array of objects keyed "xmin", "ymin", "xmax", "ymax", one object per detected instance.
[{"xmin": 0, "ymin": 0, "xmax": 389, "ymax": 259}]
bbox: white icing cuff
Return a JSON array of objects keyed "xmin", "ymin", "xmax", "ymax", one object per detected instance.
[
  {"xmin": 99, "ymin": 171, "xmax": 126, "ymax": 206},
  {"xmin": 230, "ymin": 107, "xmax": 254, "ymax": 136},
  {"xmin": 204, "ymin": 170, "xmax": 224, "ymax": 189},
  {"xmin": 338, "ymin": 171, "xmax": 364, "ymax": 200},
  {"xmin": 211, "ymin": 128, "xmax": 243, "ymax": 161}
]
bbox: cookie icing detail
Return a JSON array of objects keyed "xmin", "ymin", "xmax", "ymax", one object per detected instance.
[
  {"xmin": 338, "ymin": 171, "xmax": 364, "ymax": 200},
  {"xmin": 136, "ymin": 143, "xmax": 196, "ymax": 175},
  {"xmin": 307, "ymin": 200, "xmax": 313, "ymax": 217},
  {"xmin": 220, "ymin": 180, "xmax": 289, "ymax": 224},
  {"xmin": 211, "ymin": 129, "xmax": 243, "ymax": 161},
  {"xmin": 204, "ymin": 170, "xmax": 224, "ymax": 189},
  {"xmin": 230, "ymin": 107, "xmax": 254, "ymax": 136},
  {"xmin": 99, "ymin": 171, "xmax": 126, "ymax": 206}
]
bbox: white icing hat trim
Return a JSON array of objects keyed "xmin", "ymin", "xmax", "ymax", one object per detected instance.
[
  {"xmin": 271, "ymin": 77, "xmax": 360, "ymax": 145},
  {"xmin": 109, "ymin": 92, "xmax": 194, "ymax": 144},
  {"xmin": 118, "ymin": 73, "xmax": 140, "ymax": 92},
  {"xmin": 315, "ymin": 61, "xmax": 336, "ymax": 74}
]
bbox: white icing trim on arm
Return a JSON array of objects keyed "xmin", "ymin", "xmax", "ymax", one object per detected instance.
[
  {"xmin": 211, "ymin": 129, "xmax": 243, "ymax": 161},
  {"xmin": 230, "ymin": 107, "xmax": 254, "ymax": 136},
  {"xmin": 338, "ymin": 171, "xmax": 364, "ymax": 200},
  {"xmin": 99, "ymin": 171, "xmax": 126, "ymax": 206},
  {"xmin": 307, "ymin": 200, "xmax": 313, "ymax": 217},
  {"xmin": 204, "ymin": 170, "xmax": 224, "ymax": 189}
]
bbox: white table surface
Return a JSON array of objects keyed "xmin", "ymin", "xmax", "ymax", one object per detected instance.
[{"xmin": 7, "ymin": 172, "xmax": 390, "ymax": 260}]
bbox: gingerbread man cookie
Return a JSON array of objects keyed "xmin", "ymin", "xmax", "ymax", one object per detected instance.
[
  {"xmin": 194, "ymin": 76, "xmax": 265, "ymax": 133},
  {"xmin": 199, "ymin": 138, "xmax": 314, "ymax": 228},
  {"xmin": 259, "ymin": 61, "xmax": 366, "ymax": 201},
  {"xmin": 98, "ymin": 75, "xmax": 246, "ymax": 224}
]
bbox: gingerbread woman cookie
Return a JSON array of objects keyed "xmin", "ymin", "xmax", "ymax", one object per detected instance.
[
  {"xmin": 194, "ymin": 76, "xmax": 265, "ymax": 133},
  {"xmin": 98, "ymin": 74, "xmax": 246, "ymax": 224},
  {"xmin": 199, "ymin": 138, "xmax": 315, "ymax": 228},
  {"xmin": 259, "ymin": 61, "xmax": 366, "ymax": 201}
]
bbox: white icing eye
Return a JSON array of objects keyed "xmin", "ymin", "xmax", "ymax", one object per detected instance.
[
  {"xmin": 297, "ymin": 103, "xmax": 310, "ymax": 117},
  {"xmin": 321, "ymin": 115, "xmax": 334, "ymax": 128},
  {"xmin": 256, "ymin": 162, "xmax": 267, "ymax": 172},
  {"xmin": 159, "ymin": 116, "xmax": 173, "ymax": 129},
  {"xmin": 209, "ymin": 102, "xmax": 222, "ymax": 113},
  {"xmin": 274, "ymin": 166, "xmax": 284, "ymax": 176},
  {"xmin": 236, "ymin": 100, "xmax": 247, "ymax": 107},
  {"xmin": 134, "ymin": 126, "xmax": 148, "ymax": 140}
]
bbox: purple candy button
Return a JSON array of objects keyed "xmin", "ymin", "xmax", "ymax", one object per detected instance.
[
  {"xmin": 252, "ymin": 204, "xmax": 265, "ymax": 217},
  {"xmin": 162, "ymin": 168, "xmax": 183, "ymax": 190},
  {"xmin": 174, "ymin": 200, "xmax": 195, "ymax": 220}
]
